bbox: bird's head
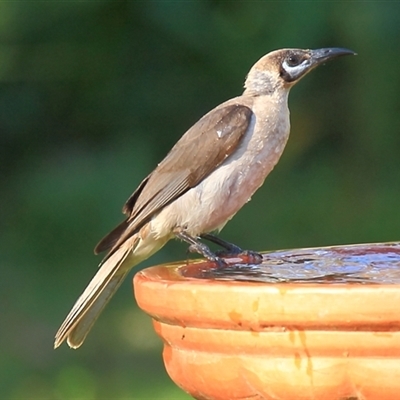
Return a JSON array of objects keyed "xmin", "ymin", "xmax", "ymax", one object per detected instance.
[{"xmin": 244, "ymin": 47, "xmax": 356, "ymax": 95}]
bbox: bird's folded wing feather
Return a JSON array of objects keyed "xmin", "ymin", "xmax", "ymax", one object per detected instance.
[{"xmin": 95, "ymin": 103, "xmax": 253, "ymax": 255}]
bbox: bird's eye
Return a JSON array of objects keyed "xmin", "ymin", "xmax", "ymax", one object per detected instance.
[
  {"xmin": 286, "ymin": 54, "xmax": 302, "ymax": 67},
  {"xmin": 280, "ymin": 52, "xmax": 310, "ymax": 82}
]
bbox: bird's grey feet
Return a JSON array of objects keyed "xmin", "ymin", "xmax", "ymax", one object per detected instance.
[
  {"xmin": 175, "ymin": 230, "xmax": 262, "ymax": 267},
  {"xmin": 175, "ymin": 230, "xmax": 228, "ymax": 268},
  {"xmin": 200, "ymin": 233, "xmax": 243, "ymax": 254},
  {"xmin": 232, "ymin": 249, "xmax": 263, "ymax": 264},
  {"xmin": 201, "ymin": 233, "xmax": 263, "ymax": 264}
]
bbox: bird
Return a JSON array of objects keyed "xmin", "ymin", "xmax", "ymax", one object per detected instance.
[{"xmin": 54, "ymin": 47, "xmax": 355, "ymax": 349}]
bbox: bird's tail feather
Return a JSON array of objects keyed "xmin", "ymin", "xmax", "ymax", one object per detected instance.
[{"xmin": 54, "ymin": 244, "xmax": 134, "ymax": 349}]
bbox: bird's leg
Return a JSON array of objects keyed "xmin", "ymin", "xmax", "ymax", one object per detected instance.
[
  {"xmin": 174, "ymin": 230, "xmax": 227, "ymax": 268},
  {"xmin": 200, "ymin": 233, "xmax": 243, "ymax": 254},
  {"xmin": 201, "ymin": 233, "xmax": 263, "ymax": 264}
]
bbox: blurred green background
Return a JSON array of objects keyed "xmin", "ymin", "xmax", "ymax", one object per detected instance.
[{"xmin": 2, "ymin": 2, "xmax": 400, "ymax": 399}]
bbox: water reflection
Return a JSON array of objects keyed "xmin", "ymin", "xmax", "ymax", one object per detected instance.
[{"xmin": 180, "ymin": 242, "xmax": 400, "ymax": 284}]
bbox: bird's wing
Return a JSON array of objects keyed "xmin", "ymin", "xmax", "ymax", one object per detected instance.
[{"xmin": 95, "ymin": 103, "xmax": 253, "ymax": 255}]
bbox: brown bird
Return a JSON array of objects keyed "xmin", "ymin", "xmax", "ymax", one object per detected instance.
[{"xmin": 54, "ymin": 47, "xmax": 355, "ymax": 349}]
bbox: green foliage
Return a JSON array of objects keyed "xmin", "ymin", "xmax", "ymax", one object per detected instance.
[{"xmin": 2, "ymin": 2, "xmax": 400, "ymax": 399}]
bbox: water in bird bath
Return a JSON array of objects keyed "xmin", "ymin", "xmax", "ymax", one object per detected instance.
[{"xmin": 180, "ymin": 242, "xmax": 400, "ymax": 284}]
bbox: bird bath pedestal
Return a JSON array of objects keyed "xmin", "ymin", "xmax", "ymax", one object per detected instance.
[{"xmin": 133, "ymin": 242, "xmax": 400, "ymax": 400}]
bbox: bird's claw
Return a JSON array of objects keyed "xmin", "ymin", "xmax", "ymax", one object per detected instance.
[{"xmin": 215, "ymin": 249, "xmax": 263, "ymax": 264}]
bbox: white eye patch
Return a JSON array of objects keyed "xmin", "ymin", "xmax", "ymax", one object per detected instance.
[{"xmin": 281, "ymin": 59, "xmax": 309, "ymax": 78}]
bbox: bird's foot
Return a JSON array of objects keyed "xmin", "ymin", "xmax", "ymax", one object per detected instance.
[
  {"xmin": 176, "ymin": 230, "xmax": 262, "ymax": 268},
  {"xmin": 186, "ymin": 243, "xmax": 228, "ymax": 268},
  {"xmin": 201, "ymin": 233, "xmax": 263, "ymax": 264},
  {"xmin": 233, "ymin": 249, "xmax": 263, "ymax": 264},
  {"xmin": 176, "ymin": 230, "xmax": 228, "ymax": 268},
  {"xmin": 215, "ymin": 248, "xmax": 263, "ymax": 264}
]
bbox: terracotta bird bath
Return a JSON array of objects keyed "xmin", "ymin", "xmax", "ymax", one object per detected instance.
[{"xmin": 133, "ymin": 242, "xmax": 400, "ymax": 400}]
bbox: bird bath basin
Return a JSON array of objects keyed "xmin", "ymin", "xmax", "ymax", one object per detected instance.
[{"xmin": 134, "ymin": 242, "xmax": 400, "ymax": 400}]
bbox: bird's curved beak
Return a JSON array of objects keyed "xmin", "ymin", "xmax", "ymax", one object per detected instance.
[{"xmin": 310, "ymin": 48, "xmax": 356, "ymax": 66}]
